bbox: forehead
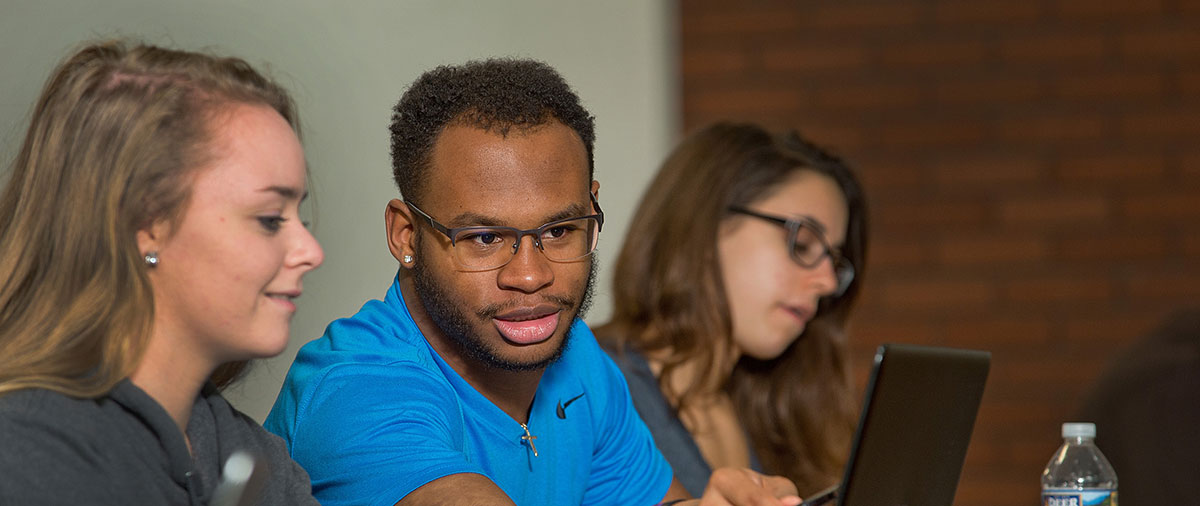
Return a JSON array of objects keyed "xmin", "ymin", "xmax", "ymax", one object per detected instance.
[
  {"xmin": 189, "ymin": 104, "xmax": 306, "ymax": 200},
  {"xmin": 756, "ymin": 170, "xmax": 849, "ymax": 244},
  {"xmin": 423, "ymin": 121, "xmax": 591, "ymax": 221}
]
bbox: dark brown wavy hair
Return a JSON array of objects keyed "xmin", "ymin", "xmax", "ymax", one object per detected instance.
[
  {"xmin": 0, "ymin": 40, "xmax": 299, "ymax": 397},
  {"xmin": 596, "ymin": 121, "xmax": 867, "ymax": 495}
]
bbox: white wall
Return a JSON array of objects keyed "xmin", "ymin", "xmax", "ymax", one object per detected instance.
[{"xmin": 0, "ymin": 0, "xmax": 678, "ymax": 421}]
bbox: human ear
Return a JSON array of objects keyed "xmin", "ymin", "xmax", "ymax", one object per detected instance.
[
  {"xmin": 384, "ymin": 199, "xmax": 418, "ymax": 268},
  {"xmin": 136, "ymin": 220, "xmax": 171, "ymax": 262}
]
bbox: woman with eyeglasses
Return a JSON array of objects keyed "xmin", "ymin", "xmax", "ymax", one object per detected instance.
[
  {"xmin": 595, "ymin": 121, "xmax": 867, "ymax": 499},
  {"xmin": 0, "ymin": 40, "xmax": 322, "ymax": 504}
]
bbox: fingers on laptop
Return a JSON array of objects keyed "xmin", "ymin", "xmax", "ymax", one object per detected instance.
[{"xmin": 700, "ymin": 467, "xmax": 802, "ymax": 506}]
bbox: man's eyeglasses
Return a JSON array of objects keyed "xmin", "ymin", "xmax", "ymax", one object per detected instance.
[
  {"xmin": 728, "ymin": 206, "xmax": 855, "ymax": 297},
  {"xmin": 407, "ymin": 195, "xmax": 604, "ymax": 272}
]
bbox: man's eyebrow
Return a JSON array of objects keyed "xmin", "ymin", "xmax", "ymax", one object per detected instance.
[
  {"xmin": 258, "ymin": 185, "xmax": 308, "ymax": 201},
  {"xmin": 447, "ymin": 201, "xmax": 590, "ymax": 228}
]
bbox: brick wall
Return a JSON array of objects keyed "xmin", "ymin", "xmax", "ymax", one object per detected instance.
[{"xmin": 679, "ymin": 1, "xmax": 1200, "ymax": 505}]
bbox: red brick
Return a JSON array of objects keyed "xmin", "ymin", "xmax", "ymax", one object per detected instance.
[
  {"xmin": 1119, "ymin": 28, "xmax": 1200, "ymax": 59},
  {"xmin": 807, "ymin": 4, "xmax": 924, "ymax": 29},
  {"xmin": 934, "ymin": 77, "xmax": 1044, "ymax": 105},
  {"xmin": 1056, "ymin": 152, "xmax": 1167, "ymax": 184},
  {"xmin": 1052, "ymin": 72, "xmax": 1166, "ymax": 100},
  {"xmin": 1053, "ymin": 0, "xmax": 1165, "ymax": 17},
  {"xmin": 1003, "ymin": 277, "xmax": 1115, "ymax": 304},
  {"xmin": 985, "ymin": 367, "xmax": 1092, "ymax": 405},
  {"xmin": 1056, "ymin": 232, "xmax": 1168, "ymax": 262},
  {"xmin": 879, "ymin": 40, "xmax": 988, "ymax": 68},
  {"xmin": 761, "ymin": 45, "xmax": 870, "ymax": 72},
  {"xmin": 879, "ymin": 279, "xmax": 997, "ymax": 312},
  {"xmin": 998, "ymin": 194, "xmax": 1110, "ymax": 226},
  {"xmin": 684, "ymin": 9, "xmax": 803, "ymax": 35},
  {"xmin": 999, "ymin": 34, "xmax": 1108, "ymax": 64},
  {"xmin": 937, "ymin": 236, "xmax": 1050, "ymax": 265},
  {"xmin": 934, "ymin": 1, "xmax": 1043, "ymax": 24},
  {"xmin": 991, "ymin": 355, "xmax": 1108, "ymax": 385},
  {"xmin": 1064, "ymin": 314, "xmax": 1161, "ymax": 343},
  {"xmin": 811, "ymin": 82, "xmax": 923, "ymax": 110},
  {"xmin": 677, "ymin": 5, "xmax": 1190, "ymax": 505},
  {"xmin": 874, "ymin": 200, "xmax": 990, "ymax": 229},
  {"xmin": 944, "ymin": 319, "xmax": 1052, "ymax": 345},
  {"xmin": 879, "ymin": 122, "xmax": 988, "ymax": 148},
  {"xmin": 868, "ymin": 239, "xmax": 929, "ymax": 268},
  {"xmin": 1121, "ymin": 192, "xmax": 1200, "ymax": 219},
  {"xmin": 933, "ymin": 155, "xmax": 1046, "ymax": 187},
  {"xmin": 682, "ymin": 49, "xmax": 750, "ymax": 76},
  {"xmin": 689, "ymin": 88, "xmax": 805, "ymax": 115},
  {"xmin": 974, "ymin": 401, "xmax": 1064, "ymax": 437},
  {"xmin": 1181, "ymin": 151, "xmax": 1200, "ymax": 180},
  {"xmin": 856, "ymin": 159, "xmax": 927, "ymax": 190},
  {"xmin": 1121, "ymin": 111, "xmax": 1200, "ymax": 138},
  {"xmin": 846, "ymin": 320, "xmax": 943, "ymax": 345},
  {"xmin": 1126, "ymin": 271, "xmax": 1200, "ymax": 299},
  {"xmin": 794, "ymin": 122, "xmax": 869, "ymax": 152},
  {"xmin": 1181, "ymin": 70, "xmax": 1200, "ymax": 95},
  {"xmin": 997, "ymin": 115, "xmax": 1108, "ymax": 143},
  {"xmin": 1183, "ymin": 233, "xmax": 1200, "ymax": 257}
]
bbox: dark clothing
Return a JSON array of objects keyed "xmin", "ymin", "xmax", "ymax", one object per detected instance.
[
  {"xmin": 600, "ymin": 341, "xmax": 764, "ymax": 498},
  {"xmin": 0, "ymin": 379, "xmax": 317, "ymax": 506},
  {"xmin": 1076, "ymin": 308, "xmax": 1200, "ymax": 506}
]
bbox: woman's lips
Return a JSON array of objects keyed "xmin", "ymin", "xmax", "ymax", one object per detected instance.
[
  {"xmin": 493, "ymin": 312, "xmax": 560, "ymax": 345},
  {"xmin": 783, "ymin": 304, "xmax": 814, "ymax": 324}
]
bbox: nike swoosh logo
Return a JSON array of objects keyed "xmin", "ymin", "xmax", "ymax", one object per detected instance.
[{"xmin": 556, "ymin": 392, "xmax": 586, "ymax": 419}]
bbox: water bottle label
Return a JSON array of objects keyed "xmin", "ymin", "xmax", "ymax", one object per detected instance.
[{"xmin": 1042, "ymin": 489, "xmax": 1117, "ymax": 506}]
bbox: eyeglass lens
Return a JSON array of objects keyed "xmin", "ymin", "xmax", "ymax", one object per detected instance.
[
  {"xmin": 790, "ymin": 223, "xmax": 854, "ymax": 295},
  {"xmin": 451, "ymin": 217, "xmax": 600, "ymax": 270}
]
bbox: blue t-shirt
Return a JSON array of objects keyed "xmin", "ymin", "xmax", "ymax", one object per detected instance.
[{"xmin": 265, "ymin": 274, "xmax": 673, "ymax": 506}]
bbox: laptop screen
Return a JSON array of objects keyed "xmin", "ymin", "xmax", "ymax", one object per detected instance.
[{"xmin": 807, "ymin": 343, "xmax": 991, "ymax": 506}]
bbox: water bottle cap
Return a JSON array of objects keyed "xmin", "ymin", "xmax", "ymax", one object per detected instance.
[{"xmin": 1062, "ymin": 422, "xmax": 1096, "ymax": 438}]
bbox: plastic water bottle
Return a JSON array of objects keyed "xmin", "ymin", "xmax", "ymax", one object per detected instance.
[{"xmin": 1041, "ymin": 422, "xmax": 1118, "ymax": 506}]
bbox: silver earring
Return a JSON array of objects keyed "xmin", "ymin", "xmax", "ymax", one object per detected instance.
[
  {"xmin": 403, "ymin": 254, "xmax": 413, "ymax": 264},
  {"xmin": 144, "ymin": 251, "xmax": 159, "ymax": 267}
]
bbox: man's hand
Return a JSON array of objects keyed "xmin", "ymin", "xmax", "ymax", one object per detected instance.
[{"xmin": 690, "ymin": 467, "xmax": 802, "ymax": 506}]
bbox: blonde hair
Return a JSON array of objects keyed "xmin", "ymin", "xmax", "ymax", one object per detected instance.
[{"xmin": 0, "ymin": 40, "xmax": 299, "ymax": 398}]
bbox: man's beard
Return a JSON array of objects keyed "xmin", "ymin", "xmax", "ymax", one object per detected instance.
[{"xmin": 411, "ymin": 244, "xmax": 597, "ymax": 372}]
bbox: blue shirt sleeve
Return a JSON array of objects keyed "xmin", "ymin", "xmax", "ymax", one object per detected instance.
[
  {"xmin": 284, "ymin": 362, "xmax": 487, "ymax": 506},
  {"xmin": 573, "ymin": 328, "xmax": 674, "ymax": 506}
]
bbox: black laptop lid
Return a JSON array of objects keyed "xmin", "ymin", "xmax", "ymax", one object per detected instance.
[{"xmin": 836, "ymin": 343, "xmax": 991, "ymax": 506}]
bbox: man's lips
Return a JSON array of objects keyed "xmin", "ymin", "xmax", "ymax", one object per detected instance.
[{"xmin": 492, "ymin": 305, "xmax": 561, "ymax": 345}]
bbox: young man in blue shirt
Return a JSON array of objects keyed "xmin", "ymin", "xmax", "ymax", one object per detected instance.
[{"xmin": 266, "ymin": 58, "xmax": 800, "ymax": 506}]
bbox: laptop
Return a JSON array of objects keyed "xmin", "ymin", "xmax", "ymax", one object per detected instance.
[{"xmin": 803, "ymin": 343, "xmax": 991, "ymax": 506}]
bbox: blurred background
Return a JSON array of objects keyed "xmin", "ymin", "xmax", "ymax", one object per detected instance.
[
  {"xmin": 4, "ymin": 2, "xmax": 1199, "ymax": 506},
  {"xmin": 678, "ymin": 2, "xmax": 1200, "ymax": 506}
]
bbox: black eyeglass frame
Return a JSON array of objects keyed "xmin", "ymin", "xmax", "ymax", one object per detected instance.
[
  {"xmin": 727, "ymin": 206, "xmax": 855, "ymax": 297},
  {"xmin": 406, "ymin": 194, "xmax": 604, "ymax": 271}
]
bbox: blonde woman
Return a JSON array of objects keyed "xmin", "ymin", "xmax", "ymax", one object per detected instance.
[{"xmin": 0, "ymin": 41, "xmax": 323, "ymax": 504}]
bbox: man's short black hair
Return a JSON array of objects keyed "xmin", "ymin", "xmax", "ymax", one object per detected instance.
[{"xmin": 389, "ymin": 58, "xmax": 596, "ymax": 205}]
